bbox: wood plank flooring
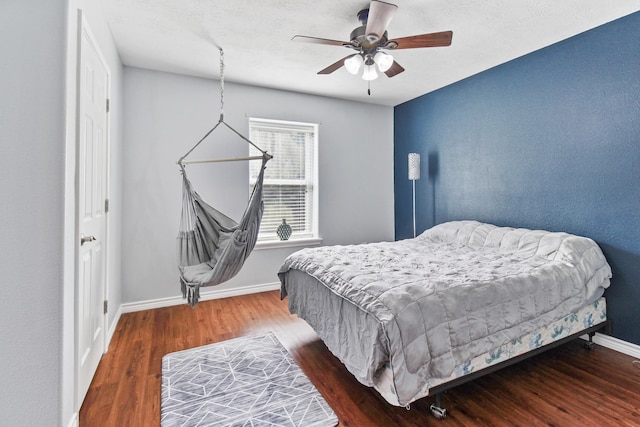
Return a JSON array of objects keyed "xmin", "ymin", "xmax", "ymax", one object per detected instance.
[{"xmin": 80, "ymin": 290, "xmax": 640, "ymax": 426}]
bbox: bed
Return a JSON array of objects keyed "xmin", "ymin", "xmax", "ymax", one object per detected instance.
[{"xmin": 278, "ymin": 220, "xmax": 612, "ymax": 418}]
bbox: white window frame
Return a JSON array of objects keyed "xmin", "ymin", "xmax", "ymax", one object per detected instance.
[{"xmin": 249, "ymin": 118, "xmax": 321, "ymax": 249}]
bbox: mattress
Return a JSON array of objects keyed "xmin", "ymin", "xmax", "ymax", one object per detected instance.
[{"xmin": 374, "ymin": 297, "xmax": 606, "ymax": 406}]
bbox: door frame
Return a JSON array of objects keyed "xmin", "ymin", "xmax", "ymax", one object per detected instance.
[{"xmin": 74, "ymin": 9, "xmax": 111, "ymax": 408}]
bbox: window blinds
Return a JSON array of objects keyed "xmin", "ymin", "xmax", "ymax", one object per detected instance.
[{"xmin": 249, "ymin": 119, "xmax": 316, "ymax": 241}]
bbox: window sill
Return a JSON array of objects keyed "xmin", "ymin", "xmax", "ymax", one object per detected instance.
[{"xmin": 254, "ymin": 237, "xmax": 323, "ymax": 250}]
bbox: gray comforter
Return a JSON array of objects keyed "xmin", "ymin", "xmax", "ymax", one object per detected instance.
[{"xmin": 278, "ymin": 221, "xmax": 612, "ymax": 405}]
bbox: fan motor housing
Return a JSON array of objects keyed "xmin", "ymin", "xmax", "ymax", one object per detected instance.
[{"xmin": 350, "ymin": 25, "xmax": 389, "ymax": 51}]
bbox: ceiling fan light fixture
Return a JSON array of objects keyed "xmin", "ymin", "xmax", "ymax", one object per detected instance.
[
  {"xmin": 293, "ymin": 1, "xmax": 453, "ymax": 84},
  {"xmin": 344, "ymin": 54, "xmax": 364, "ymax": 74},
  {"xmin": 374, "ymin": 51, "xmax": 394, "ymax": 72},
  {"xmin": 362, "ymin": 64, "xmax": 378, "ymax": 81}
]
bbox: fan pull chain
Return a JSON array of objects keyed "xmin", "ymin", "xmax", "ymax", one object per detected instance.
[
  {"xmin": 368, "ymin": 79, "xmax": 371, "ymax": 96},
  {"xmin": 219, "ymin": 48, "xmax": 225, "ymax": 122}
]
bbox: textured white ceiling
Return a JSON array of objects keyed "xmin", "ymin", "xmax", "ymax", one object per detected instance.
[{"xmin": 102, "ymin": 0, "xmax": 640, "ymax": 106}]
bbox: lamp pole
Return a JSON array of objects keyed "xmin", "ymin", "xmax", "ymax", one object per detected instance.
[{"xmin": 412, "ymin": 178, "xmax": 417, "ymax": 237}]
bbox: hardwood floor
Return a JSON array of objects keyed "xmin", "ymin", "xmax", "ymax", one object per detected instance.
[{"xmin": 80, "ymin": 291, "xmax": 640, "ymax": 426}]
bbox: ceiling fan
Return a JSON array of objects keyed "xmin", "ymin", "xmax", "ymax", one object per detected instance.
[{"xmin": 292, "ymin": 0, "xmax": 453, "ymax": 82}]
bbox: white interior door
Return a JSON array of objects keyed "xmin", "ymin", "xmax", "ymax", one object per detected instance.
[{"xmin": 77, "ymin": 16, "xmax": 110, "ymax": 405}]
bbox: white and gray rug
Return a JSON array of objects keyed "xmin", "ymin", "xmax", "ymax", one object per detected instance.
[{"xmin": 161, "ymin": 332, "xmax": 338, "ymax": 427}]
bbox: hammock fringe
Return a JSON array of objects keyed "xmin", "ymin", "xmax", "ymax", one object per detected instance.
[{"xmin": 181, "ymin": 278, "xmax": 201, "ymax": 307}]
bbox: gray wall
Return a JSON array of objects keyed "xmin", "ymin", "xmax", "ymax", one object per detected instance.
[
  {"xmin": 122, "ymin": 67, "xmax": 395, "ymax": 303},
  {"xmin": 0, "ymin": 1, "xmax": 66, "ymax": 425}
]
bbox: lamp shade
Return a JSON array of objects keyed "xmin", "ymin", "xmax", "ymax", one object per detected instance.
[
  {"xmin": 362, "ymin": 64, "xmax": 378, "ymax": 81},
  {"xmin": 408, "ymin": 153, "xmax": 420, "ymax": 180},
  {"xmin": 344, "ymin": 54, "xmax": 363, "ymax": 75},
  {"xmin": 374, "ymin": 51, "xmax": 394, "ymax": 72}
]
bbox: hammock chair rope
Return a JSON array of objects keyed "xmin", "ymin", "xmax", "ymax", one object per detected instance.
[
  {"xmin": 219, "ymin": 47, "xmax": 224, "ymax": 121},
  {"xmin": 176, "ymin": 47, "xmax": 272, "ymax": 306},
  {"xmin": 178, "ymin": 48, "xmax": 271, "ymax": 166}
]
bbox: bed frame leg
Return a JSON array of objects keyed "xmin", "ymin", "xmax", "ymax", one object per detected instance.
[
  {"xmin": 584, "ymin": 331, "xmax": 596, "ymax": 350},
  {"xmin": 429, "ymin": 393, "xmax": 447, "ymax": 420}
]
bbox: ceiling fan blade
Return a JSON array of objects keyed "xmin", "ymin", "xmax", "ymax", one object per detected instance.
[
  {"xmin": 384, "ymin": 61, "xmax": 405, "ymax": 78},
  {"xmin": 365, "ymin": 0, "xmax": 398, "ymax": 42},
  {"xmin": 390, "ymin": 31, "xmax": 453, "ymax": 49},
  {"xmin": 318, "ymin": 55, "xmax": 356, "ymax": 74},
  {"xmin": 292, "ymin": 35, "xmax": 350, "ymax": 47}
]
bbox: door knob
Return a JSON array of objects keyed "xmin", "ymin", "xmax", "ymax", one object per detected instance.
[{"xmin": 80, "ymin": 234, "xmax": 96, "ymax": 245}]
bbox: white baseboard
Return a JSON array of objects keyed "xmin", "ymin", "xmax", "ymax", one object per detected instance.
[
  {"xmin": 65, "ymin": 412, "xmax": 78, "ymax": 427},
  {"xmin": 593, "ymin": 332, "xmax": 640, "ymax": 359},
  {"xmin": 121, "ymin": 281, "xmax": 282, "ymax": 313}
]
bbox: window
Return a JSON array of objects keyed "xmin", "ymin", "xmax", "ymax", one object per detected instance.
[{"xmin": 249, "ymin": 118, "xmax": 318, "ymax": 242}]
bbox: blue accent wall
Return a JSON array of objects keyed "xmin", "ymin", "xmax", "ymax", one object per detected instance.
[{"xmin": 394, "ymin": 12, "xmax": 640, "ymax": 345}]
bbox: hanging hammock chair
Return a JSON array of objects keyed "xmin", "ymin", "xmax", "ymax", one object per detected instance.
[
  {"xmin": 177, "ymin": 154, "xmax": 269, "ymax": 306},
  {"xmin": 176, "ymin": 48, "xmax": 272, "ymax": 306}
]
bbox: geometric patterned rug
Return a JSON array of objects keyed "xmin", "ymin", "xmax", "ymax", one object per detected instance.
[{"xmin": 161, "ymin": 333, "xmax": 338, "ymax": 427}]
